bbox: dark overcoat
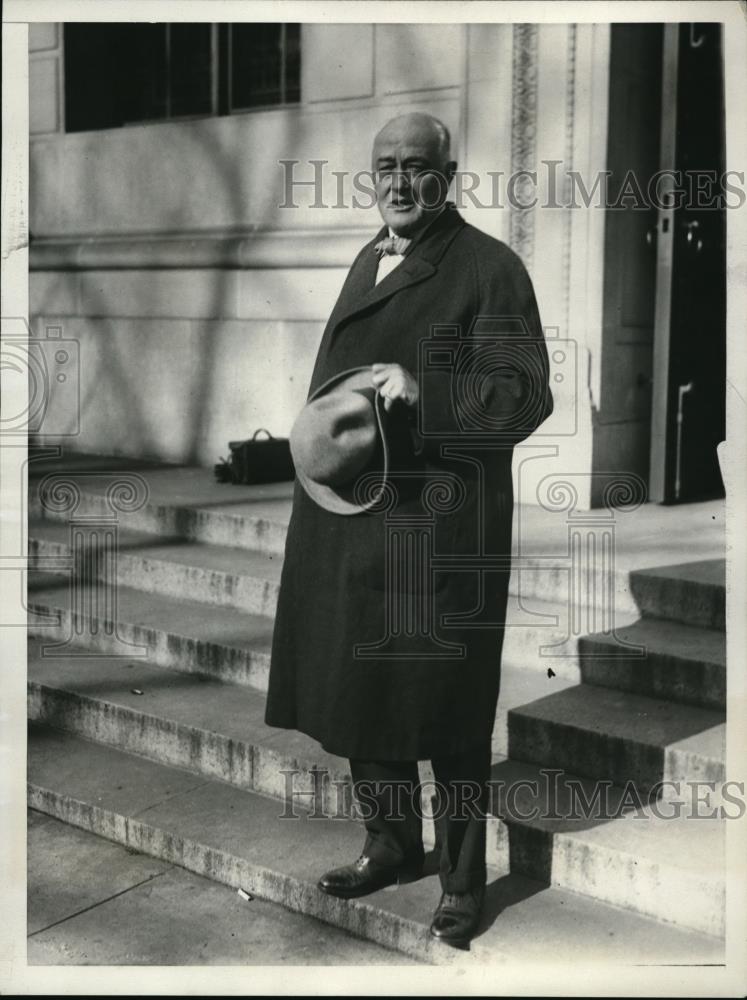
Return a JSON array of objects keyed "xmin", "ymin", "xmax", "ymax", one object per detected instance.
[{"xmin": 264, "ymin": 206, "xmax": 553, "ymax": 761}]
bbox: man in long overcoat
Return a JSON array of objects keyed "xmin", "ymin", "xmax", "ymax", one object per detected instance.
[{"xmin": 265, "ymin": 112, "xmax": 553, "ymax": 946}]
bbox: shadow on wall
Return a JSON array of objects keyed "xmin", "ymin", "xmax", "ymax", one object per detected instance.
[
  {"xmin": 33, "ymin": 114, "xmax": 338, "ymax": 466},
  {"xmin": 30, "ymin": 27, "xmax": 467, "ymax": 466}
]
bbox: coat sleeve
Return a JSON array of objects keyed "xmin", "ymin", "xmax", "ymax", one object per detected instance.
[{"xmin": 414, "ymin": 241, "xmax": 554, "ymax": 449}]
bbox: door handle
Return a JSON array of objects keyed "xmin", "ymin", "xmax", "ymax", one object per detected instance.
[
  {"xmin": 675, "ymin": 381, "xmax": 694, "ymax": 500},
  {"xmin": 684, "ymin": 220, "xmax": 703, "ymax": 252}
]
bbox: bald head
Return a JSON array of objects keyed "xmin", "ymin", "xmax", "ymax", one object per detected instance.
[
  {"xmin": 373, "ymin": 113, "xmax": 452, "ymax": 171},
  {"xmin": 371, "ymin": 112, "xmax": 457, "ymax": 236}
]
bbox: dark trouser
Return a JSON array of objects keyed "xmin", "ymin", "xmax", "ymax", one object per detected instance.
[{"xmin": 349, "ymin": 743, "xmax": 491, "ymax": 894}]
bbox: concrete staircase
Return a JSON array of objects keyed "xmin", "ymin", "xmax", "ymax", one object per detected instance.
[{"xmin": 26, "ymin": 455, "xmax": 727, "ymax": 964}]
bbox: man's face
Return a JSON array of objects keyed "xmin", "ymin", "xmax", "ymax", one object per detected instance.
[{"xmin": 372, "ymin": 121, "xmax": 454, "ymax": 237}]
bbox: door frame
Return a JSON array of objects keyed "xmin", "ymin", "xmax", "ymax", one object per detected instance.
[{"xmin": 648, "ymin": 23, "xmax": 679, "ymax": 503}]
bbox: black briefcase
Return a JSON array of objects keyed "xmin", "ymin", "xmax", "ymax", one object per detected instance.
[{"xmin": 214, "ymin": 428, "xmax": 295, "ymax": 485}]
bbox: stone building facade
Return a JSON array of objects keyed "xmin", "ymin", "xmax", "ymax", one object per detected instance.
[{"xmin": 28, "ymin": 21, "xmax": 727, "ymax": 508}]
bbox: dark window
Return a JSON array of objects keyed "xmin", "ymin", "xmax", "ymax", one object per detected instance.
[
  {"xmin": 168, "ymin": 24, "xmax": 214, "ymax": 118},
  {"xmin": 229, "ymin": 23, "xmax": 300, "ymax": 109},
  {"xmin": 63, "ymin": 22, "xmax": 300, "ymax": 133}
]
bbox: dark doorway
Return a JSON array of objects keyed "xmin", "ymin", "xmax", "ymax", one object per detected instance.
[
  {"xmin": 600, "ymin": 23, "xmax": 726, "ymax": 506},
  {"xmin": 649, "ymin": 23, "xmax": 726, "ymax": 503}
]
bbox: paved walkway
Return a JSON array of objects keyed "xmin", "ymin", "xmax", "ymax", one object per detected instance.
[{"xmin": 27, "ymin": 810, "xmax": 417, "ymax": 966}]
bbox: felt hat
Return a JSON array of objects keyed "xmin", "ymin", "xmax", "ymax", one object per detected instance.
[{"xmin": 290, "ymin": 366, "xmax": 390, "ymax": 515}]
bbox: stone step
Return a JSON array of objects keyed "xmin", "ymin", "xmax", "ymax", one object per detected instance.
[
  {"xmin": 27, "ymin": 556, "xmax": 723, "ymax": 709},
  {"xmin": 628, "ymin": 560, "xmax": 726, "ymax": 630},
  {"xmin": 27, "ymin": 565, "xmax": 584, "ymax": 689},
  {"xmin": 499, "ymin": 591, "xmax": 723, "ymax": 708},
  {"xmin": 24, "ymin": 632, "xmax": 572, "ymax": 763},
  {"xmin": 30, "ymin": 463, "xmax": 726, "ymax": 620},
  {"xmin": 509, "ymin": 684, "xmax": 725, "ymax": 796},
  {"xmin": 27, "ymin": 550, "xmax": 613, "ymax": 686},
  {"xmin": 28, "ymin": 570, "xmax": 275, "ymax": 690},
  {"xmin": 28, "ymin": 518, "xmax": 283, "ymax": 618},
  {"xmin": 27, "ymin": 642, "xmax": 726, "ymax": 936},
  {"xmin": 27, "ymin": 519, "xmax": 630, "ymax": 673},
  {"xmin": 29, "ymin": 464, "xmax": 294, "ymax": 557},
  {"xmin": 25, "ymin": 548, "xmax": 638, "ymax": 684},
  {"xmin": 27, "ymin": 722, "xmax": 724, "ymax": 964},
  {"xmin": 30, "ymin": 498, "xmax": 633, "ymax": 621},
  {"xmin": 578, "ymin": 617, "xmax": 725, "ymax": 711},
  {"xmin": 488, "ymin": 759, "xmax": 726, "ymax": 938}
]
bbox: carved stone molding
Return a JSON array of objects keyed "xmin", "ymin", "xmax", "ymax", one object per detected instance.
[
  {"xmin": 562, "ymin": 23, "xmax": 578, "ymax": 338},
  {"xmin": 29, "ymin": 227, "xmax": 377, "ymax": 272},
  {"xmin": 509, "ymin": 23, "xmax": 539, "ymax": 270}
]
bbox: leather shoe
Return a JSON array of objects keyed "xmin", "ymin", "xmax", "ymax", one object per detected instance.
[
  {"xmin": 429, "ymin": 886, "xmax": 485, "ymax": 948},
  {"xmin": 318, "ymin": 854, "xmax": 421, "ymax": 899}
]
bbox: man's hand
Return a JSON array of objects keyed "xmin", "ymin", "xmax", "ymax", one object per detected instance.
[{"xmin": 371, "ymin": 363, "xmax": 419, "ymax": 411}]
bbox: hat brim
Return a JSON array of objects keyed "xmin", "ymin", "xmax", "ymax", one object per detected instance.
[{"xmin": 294, "ymin": 366, "xmax": 390, "ymax": 516}]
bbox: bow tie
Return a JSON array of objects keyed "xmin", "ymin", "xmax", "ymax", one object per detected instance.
[{"xmin": 374, "ymin": 235, "xmax": 412, "ymax": 257}]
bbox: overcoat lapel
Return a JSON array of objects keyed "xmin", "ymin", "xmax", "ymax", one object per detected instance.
[
  {"xmin": 327, "ymin": 206, "xmax": 466, "ymax": 343},
  {"xmin": 329, "ymin": 228, "xmax": 384, "ymax": 320}
]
